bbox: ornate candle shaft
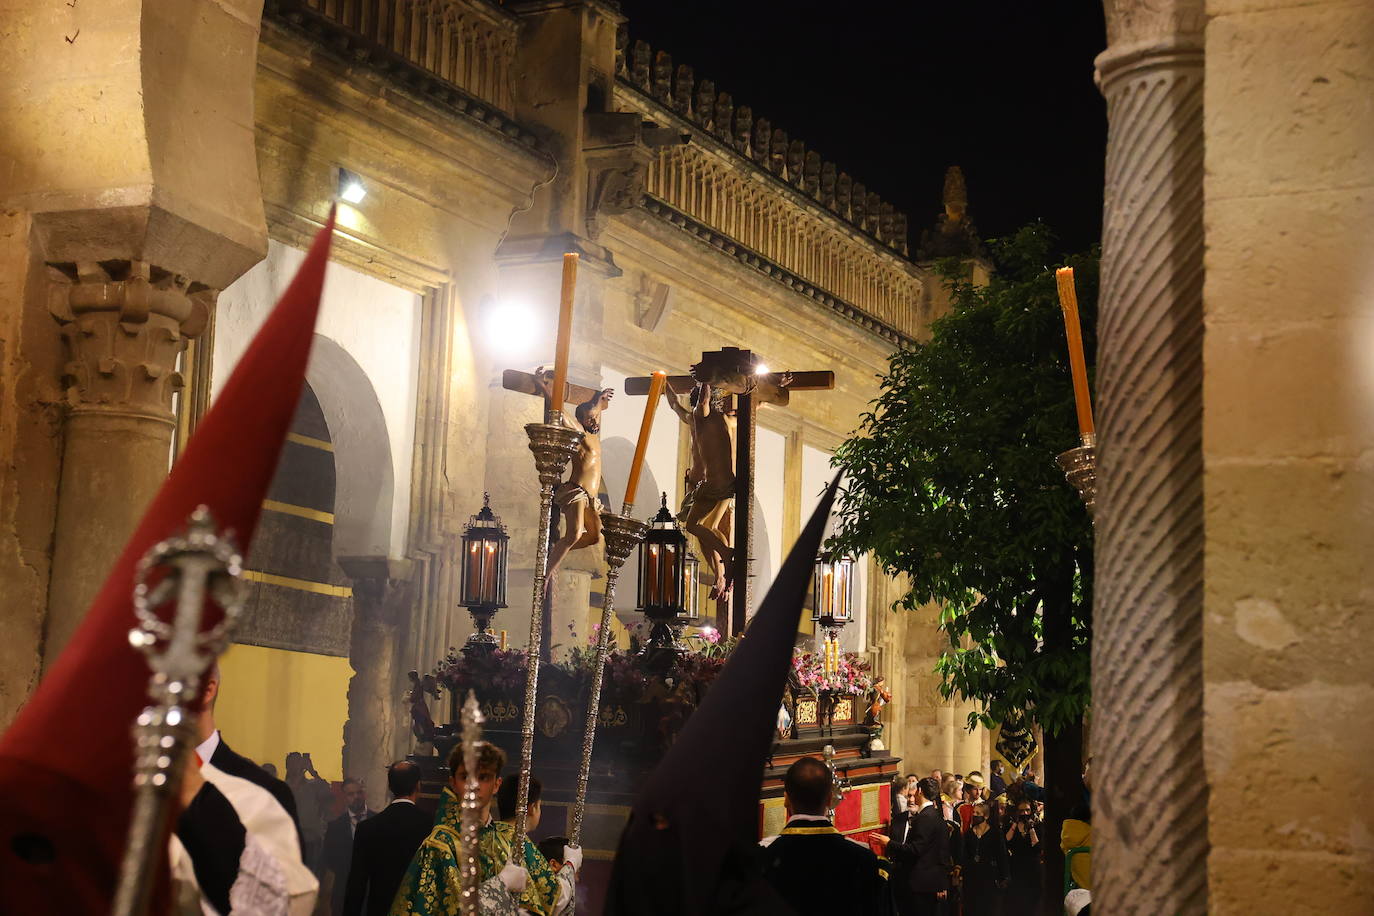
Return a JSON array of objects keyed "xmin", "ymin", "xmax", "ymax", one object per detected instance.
[
  {"xmin": 569, "ymin": 511, "xmax": 648, "ymax": 846},
  {"xmin": 458, "ymin": 690, "xmax": 485, "ymax": 916},
  {"xmin": 513, "ymin": 422, "xmax": 581, "ymax": 851},
  {"xmin": 112, "ymin": 508, "xmax": 247, "ymax": 916}
]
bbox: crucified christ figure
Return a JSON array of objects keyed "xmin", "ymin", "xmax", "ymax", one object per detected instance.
[
  {"xmin": 680, "ymin": 382, "xmax": 736, "ymax": 600},
  {"xmin": 534, "ymin": 368, "xmax": 614, "ymax": 599}
]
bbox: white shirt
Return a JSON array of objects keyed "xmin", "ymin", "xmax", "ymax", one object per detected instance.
[
  {"xmin": 902, "ymin": 799, "xmax": 932, "ymax": 844},
  {"xmin": 194, "ymin": 730, "xmax": 221, "ymax": 764}
]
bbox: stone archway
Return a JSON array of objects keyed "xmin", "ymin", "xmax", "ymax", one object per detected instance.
[
  {"xmin": 305, "ymin": 335, "xmax": 395, "ymax": 558},
  {"xmin": 301, "ymin": 335, "xmax": 413, "ymax": 805}
]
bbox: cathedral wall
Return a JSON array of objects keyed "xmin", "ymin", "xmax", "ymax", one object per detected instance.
[{"xmin": 1202, "ymin": 0, "xmax": 1374, "ymax": 911}]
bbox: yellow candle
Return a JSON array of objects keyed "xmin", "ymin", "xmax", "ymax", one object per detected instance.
[
  {"xmin": 1055, "ymin": 267, "xmax": 1094, "ymax": 439},
  {"xmin": 548, "ymin": 253, "xmax": 579, "ymax": 422},
  {"xmin": 499, "ymin": 630, "xmax": 507, "ymax": 651},
  {"xmin": 623, "ymin": 370, "xmax": 666, "ymax": 509}
]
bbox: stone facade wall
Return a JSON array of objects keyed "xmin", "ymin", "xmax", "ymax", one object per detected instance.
[{"xmin": 1202, "ymin": 0, "xmax": 1374, "ymax": 911}]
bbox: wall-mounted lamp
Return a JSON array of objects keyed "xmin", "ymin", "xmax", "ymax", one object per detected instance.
[{"xmin": 337, "ymin": 167, "xmax": 367, "ymax": 204}]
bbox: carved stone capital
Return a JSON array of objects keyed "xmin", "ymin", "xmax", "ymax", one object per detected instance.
[
  {"xmin": 339, "ymin": 555, "xmax": 416, "ymax": 628},
  {"xmin": 48, "ymin": 260, "xmax": 212, "ymax": 420},
  {"xmin": 1097, "ymin": 0, "xmax": 1205, "ymax": 91}
]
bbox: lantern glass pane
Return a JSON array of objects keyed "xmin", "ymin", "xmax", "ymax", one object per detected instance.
[
  {"xmin": 682, "ymin": 553, "xmax": 699, "ymax": 619},
  {"xmin": 835, "ymin": 559, "xmax": 852, "ymax": 621}
]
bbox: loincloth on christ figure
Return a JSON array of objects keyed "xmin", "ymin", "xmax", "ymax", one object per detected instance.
[
  {"xmin": 554, "ymin": 483, "xmax": 592, "ymax": 510},
  {"xmin": 692, "ymin": 475, "xmax": 736, "ymax": 506}
]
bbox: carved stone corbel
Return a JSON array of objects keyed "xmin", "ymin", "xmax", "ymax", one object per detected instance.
[{"xmin": 582, "ymin": 111, "xmax": 659, "ymax": 240}]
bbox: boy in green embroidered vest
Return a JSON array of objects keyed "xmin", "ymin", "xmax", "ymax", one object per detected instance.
[
  {"xmin": 391, "ymin": 741, "xmax": 566, "ymax": 916},
  {"xmin": 493, "ymin": 776, "xmax": 578, "ymax": 915}
]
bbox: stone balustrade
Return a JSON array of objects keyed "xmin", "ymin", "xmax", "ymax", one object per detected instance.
[
  {"xmin": 618, "ymin": 34, "xmax": 910, "ymax": 253},
  {"xmin": 615, "ymin": 33, "xmax": 925, "ymax": 342},
  {"xmin": 296, "ymin": 0, "xmax": 519, "ymax": 114}
]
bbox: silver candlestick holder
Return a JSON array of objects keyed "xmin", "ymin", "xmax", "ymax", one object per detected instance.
[
  {"xmin": 1056, "ymin": 432, "xmax": 1097, "ymax": 516},
  {"xmin": 511, "ymin": 420, "xmax": 581, "ymax": 851},
  {"xmin": 569, "ymin": 507, "xmax": 648, "ymax": 846}
]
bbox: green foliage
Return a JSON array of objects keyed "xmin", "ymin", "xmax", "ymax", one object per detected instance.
[{"xmin": 831, "ymin": 224, "xmax": 1097, "ymax": 737}]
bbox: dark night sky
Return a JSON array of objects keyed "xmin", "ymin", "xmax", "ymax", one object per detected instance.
[{"xmin": 615, "ymin": 1, "xmax": 1109, "ymax": 257}]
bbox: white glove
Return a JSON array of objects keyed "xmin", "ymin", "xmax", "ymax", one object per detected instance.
[
  {"xmin": 562, "ymin": 844, "xmax": 584, "ymax": 872},
  {"xmin": 499, "ymin": 862, "xmax": 528, "ymax": 894}
]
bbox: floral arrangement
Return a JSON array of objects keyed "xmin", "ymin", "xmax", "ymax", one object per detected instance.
[
  {"xmin": 432, "ymin": 646, "xmax": 529, "ymax": 697},
  {"xmin": 431, "ymin": 625, "xmax": 872, "ymax": 726},
  {"xmin": 792, "ymin": 648, "xmax": 874, "ymax": 696},
  {"xmin": 432, "ymin": 622, "xmax": 730, "ymax": 716}
]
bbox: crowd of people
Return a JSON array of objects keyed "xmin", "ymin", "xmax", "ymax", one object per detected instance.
[
  {"xmin": 879, "ymin": 765, "xmax": 1051, "ymax": 916},
  {"xmin": 756, "ymin": 756, "xmax": 1092, "ymax": 916}
]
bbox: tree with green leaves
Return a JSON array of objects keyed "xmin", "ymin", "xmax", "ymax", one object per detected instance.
[{"xmin": 831, "ymin": 224, "xmax": 1096, "ymax": 914}]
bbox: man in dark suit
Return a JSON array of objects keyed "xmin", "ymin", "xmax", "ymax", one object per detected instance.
[
  {"xmin": 194, "ymin": 664, "xmax": 302, "ymax": 840},
  {"xmin": 759, "ymin": 756, "xmax": 885, "ymax": 915},
  {"xmin": 323, "ymin": 777, "xmax": 375, "ymax": 914},
  {"xmin": 342, "ymin": 761, "xmax": 433, "ymax": 916},
  {"xmin": 877, "ymin": 776, "xmax": 949, "ymax": 916},
  {"xmin": 181, "ymin": 663, "xmax": 309, "ymax": 910}
]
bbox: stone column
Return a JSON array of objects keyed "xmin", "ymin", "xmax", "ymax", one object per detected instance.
[
  {"xmin": 1092, "ymin": 2, "xmax": 1208, "ymax": 913},
  {"xmin": 42, "ymin": 262, "xmax": 209, "ymax": 666},
  {"xmin": 340, "ymin": 556, "xmax": 415, "ymax": 807},
  {"xmin": 1, "ymin": 0, "xmax": 268, "ymax": 696},
  {"xmin": 1203, "ymin": 1, "xmax": 1374, "ymax": 911},
  {"xmin": 898, "ymin": 599, "xmax": 956, "ymax": 774}
]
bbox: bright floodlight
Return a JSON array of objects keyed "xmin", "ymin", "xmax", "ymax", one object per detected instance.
[
  {"xmin": 486, "ymin": 299, "xmax": 537, "ymax": 354},
  {"xmin": 337, "ymin": 168, "xmax": 367, "ymax": 204},
  {"xmin": 754, "ymin": 363, "xmax": 771, "ymax": 376}
]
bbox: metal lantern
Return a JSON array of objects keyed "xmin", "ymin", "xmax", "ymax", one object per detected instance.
[
  {"xmin": 813, "ymin": 554, "xmax": 855, "ymax": 626},
  {"xmin": 637, "ymin": 493, "xmax": 699, "ymax": 656},
  {"xmin": 460, "ymin": 493, "xmax": 509, "ymax": 653},
  {"xmin": 813, "ymin": 554, "xmax": 855, "ymax": 676}
]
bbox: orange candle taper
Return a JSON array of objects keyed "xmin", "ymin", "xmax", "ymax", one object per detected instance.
[
  {"xmin": 1055, "ymin": 267, "xmax": 1095, "ymax": 440},
  {"xmin": 623, "ymin": 370, "xmax": 666, "ymax": 509},
  {"xmin": 548, "ymin": 252, "xmax": 579, "ymax": 423}
]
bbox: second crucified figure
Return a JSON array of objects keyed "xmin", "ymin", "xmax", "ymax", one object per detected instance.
[
  {"xmin": 535, "ymin": 368, "xmax": 615, "ymax": 600},
  {"xmin": 674, "ymin": 382, "xmax": 736, "ymax": 601}
]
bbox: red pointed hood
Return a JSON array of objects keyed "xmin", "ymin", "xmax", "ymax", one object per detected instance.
[{"xmin": 0, "ymin": 212, "xmax": 336, "ymax": 914}]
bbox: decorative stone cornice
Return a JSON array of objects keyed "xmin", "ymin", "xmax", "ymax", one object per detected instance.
[
  {"xmin": 640, "ymin": 197, "xmax": 909, "ymax": 346},
  {"xmin": 48, "ymin": 261, "xmax": 211, "ymax": 421},
  {"xmin": 264, "ymin": 0, "xmax": 545, "ymax": 155}
]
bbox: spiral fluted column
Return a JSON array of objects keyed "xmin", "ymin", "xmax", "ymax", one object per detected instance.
[{"xmin": 1091, "ymin": 3, "xmax": 1208, "ymax": 913}]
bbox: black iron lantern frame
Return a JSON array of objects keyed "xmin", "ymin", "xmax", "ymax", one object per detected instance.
[
  {"xmin": 813, "ymin": 554, "xmax": 855, "ymax": 675},
  {"xmin": 637, "ymin": 494, "xmax": 699, "ymax": 656},
  {"xmin": 460, "ymin": 493, "xmax": 509, "ymax": 653}
]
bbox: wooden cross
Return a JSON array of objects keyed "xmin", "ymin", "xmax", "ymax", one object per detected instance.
[
  {"xmin": 501, "ymin": 368, "xmax": 603, "ymax": 408},
  {"xmin": 625, "ymin": 348, "xmax": 835, "ymax": 635}
]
